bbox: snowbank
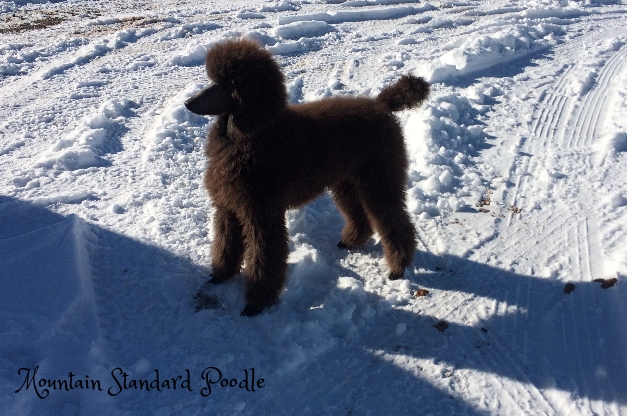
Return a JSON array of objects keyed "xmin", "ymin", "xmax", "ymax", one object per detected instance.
[
  {"xmin": 271, "ymin": 21, "xmax": 337, "ymax": 40},
  {"xmin": 419, "ymin": 23, "xmax": 564, "ymax": 83},
  {"xmin": 278, "ymin": 4, "xmax": 436, "ymax": 24},
  {"xmin": 0, "ymin": 214, "xmax": 95, "ymax": 319},
  {"xmin": 35, "ymin": 99, "xmax": 136, "ymax": 171},
  {"xmin": 405, "ymin": 88, "xmax": 493, "ymax": 218}
]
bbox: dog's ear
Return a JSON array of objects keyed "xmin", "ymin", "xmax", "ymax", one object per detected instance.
[{"xmin": 185, "ymin": 84, "xmax": 235, "ymax": 115}]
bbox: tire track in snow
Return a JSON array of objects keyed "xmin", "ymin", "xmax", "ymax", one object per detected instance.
[
  {"xmin": 428, "ymin": 287, "xmax": 555, "ymax": 415},
  {"xmin": 487, "ymin": 209, "xmax": 568, "ymax": 259},
  {"xmin": 530, "ymin": 29, "xmax": 604, "ymax": 146},
  {"xmin": 567, "ymin": 219, "xmax": 600, "ymax": 415},
  {"xmin": 509, "ymin": 59, "xmax": 571, "ymax": 223},
  {"xmin": 542, "ymin": 80, "xmax": 573, "ymax": 148},
  {"xmin": 571, "ymin": 220, "xmax": 592, "ymax": 403},
  {"xmin": 510, "ymin": 73, "xmax": 576, "ymax": 214},
  {"xmin": 504, "ymin": 22, "xmax": 626, "ymax": 227},
  {"xmin": 530, "ymin": 63, "xmax": 573, "ymax": 149},
  {"xmin": 544, "ymin": 217, "xmax": 622, "ymax": 415},
  {"xmin": 467, "ymin": 312, "xmax": 556, "ymax": 415},
  {"xmin": 511, "ymin": 271, "xmax": 533, "ymax": 367},
  {"xmin": 532, "ymin": 39, "xmax": 627, "ymax": 395},
  {"xmin": 569, "ymin": 44, "xmax": 627, "ymax": 149},
  {"xmin": 579, "ymin": 218, "xmax": 620, "ymax": 414}
]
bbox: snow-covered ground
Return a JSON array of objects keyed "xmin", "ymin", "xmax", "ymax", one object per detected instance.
[{"xmin": 1, "ymin": 0, "xmax": 627, "ymax": 414}]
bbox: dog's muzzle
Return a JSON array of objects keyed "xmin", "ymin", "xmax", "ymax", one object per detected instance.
[{"xmin": 185, "ymin": 84, "xmax": 234, "ymax": 115}]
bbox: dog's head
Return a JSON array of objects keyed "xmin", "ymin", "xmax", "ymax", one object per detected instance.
[{"xmin": 185, "ymin": 38, "xmax": 288, "ymax": 131}]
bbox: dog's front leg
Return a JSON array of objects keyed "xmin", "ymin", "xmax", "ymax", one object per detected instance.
[
  {"xmin": 209, "ymin": 207, "xmax": 245, "ymax": 284},
  {"xmin": 240, "ymin": 209, "xmax": 289, "ymax": 316}
]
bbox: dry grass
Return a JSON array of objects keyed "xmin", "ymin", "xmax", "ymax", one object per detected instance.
[{"xmin": 0, "ymin": 15, "xmax": 65, "ymax": 34}]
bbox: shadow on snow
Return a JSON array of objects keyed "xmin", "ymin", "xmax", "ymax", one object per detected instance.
[{"xmin": 1, "ymin": 195, "xmax": 625, "ymax": 415}]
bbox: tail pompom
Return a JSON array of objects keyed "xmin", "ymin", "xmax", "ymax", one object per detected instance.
[{"xmin": 377, "ymin": 75, "xmax": 430, "ymax": 112}]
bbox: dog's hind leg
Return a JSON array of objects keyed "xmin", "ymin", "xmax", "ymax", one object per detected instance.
[
  {"xmin": 240, "ymin": 208, "xmax": 289, "ymax": 316},
  {"xmin": 355, "ymin": 174, "xmax": 416, "ymax": 280},
  {"xmin": 209, "ymin": 207, "xmax": 245, "ymax": 284},
  {"xmin": 331, "ymin": 180, "xmax": 374, "ymax": 248}
]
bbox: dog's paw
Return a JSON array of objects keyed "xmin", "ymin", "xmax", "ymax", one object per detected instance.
[
  {"xmin": 388, "ymin": 271, "xmax": 405, "ymax": 280},
  {"xmin": 337, "ymin": 241, "xmax": 349, "ymax": 249},
  {"xmin": 240, "ymin": 303, "xmax": 265, "ymax": 317}
]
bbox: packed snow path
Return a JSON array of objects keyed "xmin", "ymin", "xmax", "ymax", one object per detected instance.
[{"xmin": 1, "ymin": 0, "xmax": 627, "ymax": 415}]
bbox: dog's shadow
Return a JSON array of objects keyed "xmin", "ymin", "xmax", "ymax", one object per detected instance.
[
  {"xmin": 4, "ymin": 196, "xmax": 623, "ymax": 414},
  {"xmin": 259, "ymin": 191, "xmax": 627, "ymax": 409}
]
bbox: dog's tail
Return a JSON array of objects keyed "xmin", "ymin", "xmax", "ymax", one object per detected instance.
[{"xmin": 376, "ymin": 75, "xmax": 430, "ymax": 112}]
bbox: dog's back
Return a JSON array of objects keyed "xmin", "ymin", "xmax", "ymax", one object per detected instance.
[
  {"xmin": 254, "ymin": 96, "xmax": 408, "ymax": 208},
  {"xmin": 274, "ymin": 76, "xmax": 430, "ymax": 200}
]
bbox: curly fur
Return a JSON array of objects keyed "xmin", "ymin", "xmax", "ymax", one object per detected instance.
[{"xmin": 188, "ymin": 38, "xmax": 430, "ymax": 316}]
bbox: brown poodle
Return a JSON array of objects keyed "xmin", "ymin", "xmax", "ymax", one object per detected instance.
[{"xmin": 185, "ymin": 38, "xmax": 429, "ymax": 316}]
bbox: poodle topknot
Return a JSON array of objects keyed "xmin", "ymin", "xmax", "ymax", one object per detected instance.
[{"xmin": 186, "ymin": 38, "xmax": 430, "ymax": 316}]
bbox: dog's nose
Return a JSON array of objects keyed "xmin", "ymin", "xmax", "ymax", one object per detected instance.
[{"xmin": 185, "ymin": 84, "xmax": 234, "ymax": 115}]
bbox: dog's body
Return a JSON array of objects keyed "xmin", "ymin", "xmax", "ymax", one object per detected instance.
[{"xmin": 186, "ymin": 39, "xmax": 429, "ymax": 316}]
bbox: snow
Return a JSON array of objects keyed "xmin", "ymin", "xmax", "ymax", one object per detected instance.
[
  {"xmin": 1, "ymin": 0, "xmax": 627, "ymax": 415},
  {"xmin": 277, "ymin": 4, "xmax": 436, "ymax": 24},
  {"xmin": 271, "ymin": 20, "xmax": 338, "ymax": 40},
  {"xmin": 417, "ymin": 23, "xmax": 566, "ymax": 82},
  {"xmin": 35, "ymin": 98, "xmax": 135, "ymax": 171}
]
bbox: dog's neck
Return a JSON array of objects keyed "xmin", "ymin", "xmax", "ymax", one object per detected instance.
[
  {"xmin": 227, "ymin": 113, "xmax": 275, "ymax": 141},
  {"xmin": 226, "ymin": 115, "xmax": 250, "ymax": 141}
]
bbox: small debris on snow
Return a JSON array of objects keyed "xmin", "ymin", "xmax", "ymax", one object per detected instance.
[
  {"xmin": 193, "ymin": 291, "xmax": 222, "ymax": 311},
  {"xmin": 415, "ymin": 288, "xmax": 430, "ymax": 297},
  {"xmin": 434, "ymin": 320, "xmax": 449, "ymax": 332},
  {"xmin": 593, "ymin": 278, "xmax": 618, "ymax": 289},
  {"xmin": 476, "ymin": 196, "xmax": 491, "ymax": 207}
]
